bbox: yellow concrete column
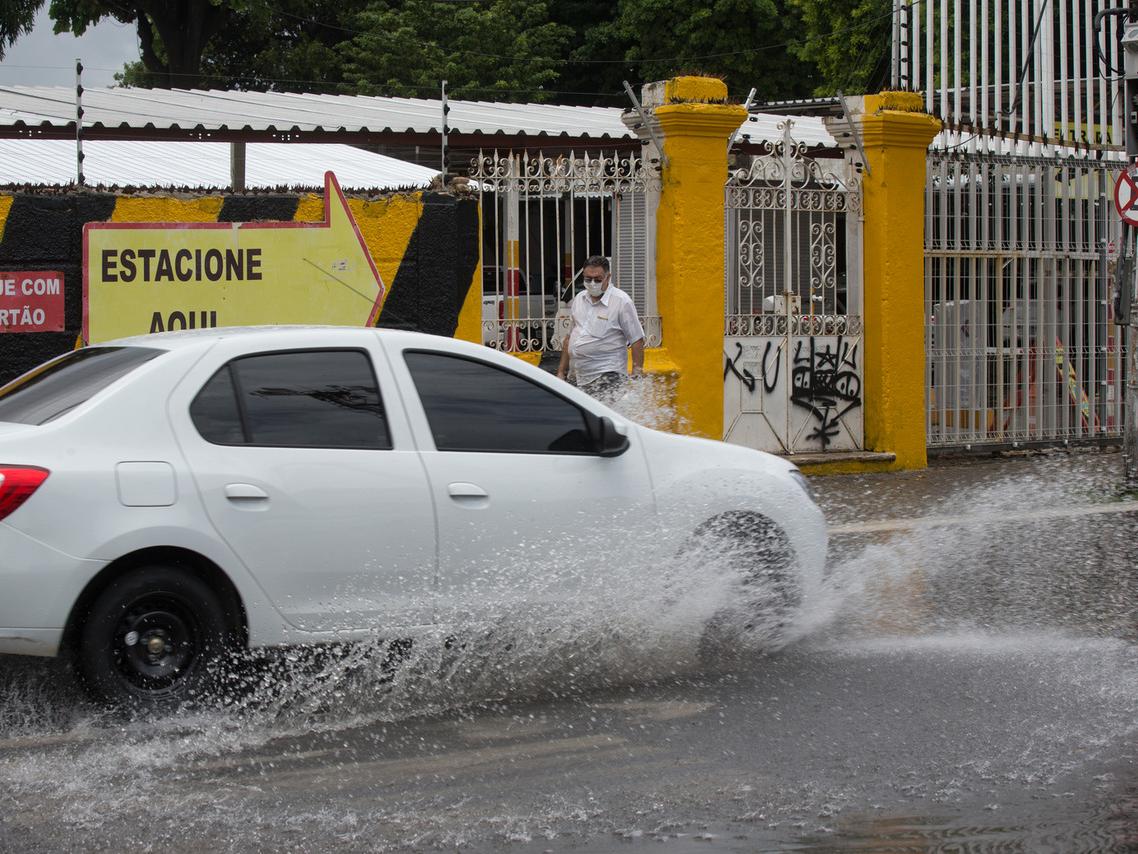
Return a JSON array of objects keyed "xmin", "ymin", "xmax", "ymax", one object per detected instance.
[
  {"xmin": 857, "ymin": 92, "xmax": 941, "ymax": 469},
  {"xmin": 652, "ymin": 77, "xmax": 747, "ymax": 439}
]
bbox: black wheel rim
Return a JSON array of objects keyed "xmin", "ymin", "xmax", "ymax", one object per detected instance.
[{"xmin": 111, "ymin": 593, "xmax": 203, "ymax": 696}]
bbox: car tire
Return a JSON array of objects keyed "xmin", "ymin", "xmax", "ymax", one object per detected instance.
[
  {"xmin": 687, "ymin": 512, "xmax": 802, "ymax": 663},
  {"xmin": 77, "ymin": 565, "xmax": 233, "ymax": 710}
]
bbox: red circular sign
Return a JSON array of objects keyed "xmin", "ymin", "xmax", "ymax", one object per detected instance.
[{"xmin": 1114, "ymin": 170, "xmax": 1138, "ymax": 226}]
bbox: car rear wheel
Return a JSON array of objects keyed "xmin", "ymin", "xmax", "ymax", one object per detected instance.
[{"xmin": 77, "ymin": 566, "xmax": 233, "ymax": 710}]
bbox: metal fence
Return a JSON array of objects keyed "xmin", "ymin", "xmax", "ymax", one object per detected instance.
[
  {"xmin": 925, "ymin": 149, "xmax": 1125, "ymax": 448},
  {"xmin": 893, "ymin": 0, "xmax": 1125, "ymax": 150},
  {"xmin": 470, "ymin": 151, "xmax": 660, "ymax": 353},
  {"xmin": 724, "ymin": 122, "xmax": 865, "ymax": 453}
]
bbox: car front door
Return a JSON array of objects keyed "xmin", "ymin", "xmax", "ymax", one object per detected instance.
[
  {"xmin": 171, "ymin": 338, "xmax": 437, "ymax": 634},
  {"xmin": 390, "ymin": 346, "xmax": 656, "ymax": 625}
]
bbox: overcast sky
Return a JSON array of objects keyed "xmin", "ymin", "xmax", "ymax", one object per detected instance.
[{"xmin": 0, "ymin": 5, "xmax": 138, "ymax": 88}]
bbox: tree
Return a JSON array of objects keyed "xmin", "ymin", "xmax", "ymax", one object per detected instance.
[
  {"xmin": 120, "ymin": 0, "xmax": 365, "ymax": 91},
  {"xmin": 0, "ymin": 0, "xmax": 41, "ymax": 60},
  {"xmin": 5, "ymin": 0, "xmax": 842, "ymax": 103},
  {"xmin": 543, "ymin": 0, "xmax": 822, "ymax": 106},
  {"xmin": 337, "ymin": 0, "xmax": 570, "ymax": 101},
  {"xmin": 1, "ymin": 0, "xmax": 230, "ymax": 88},
  {"xmin": 789, "ymin": 0, "xmax": 892, "ymax": 96}
]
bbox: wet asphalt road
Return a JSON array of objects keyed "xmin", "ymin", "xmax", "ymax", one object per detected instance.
[{"xmin": 1, "ymin": 449, "xmax": 1136, "ymax": 852}]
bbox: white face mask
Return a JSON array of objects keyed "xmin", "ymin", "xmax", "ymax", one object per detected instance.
[{"xmin": 584, "ymin": 276, "xmax": 605, "ymax": 297}]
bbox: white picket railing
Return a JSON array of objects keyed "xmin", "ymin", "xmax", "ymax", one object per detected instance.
[{"xmin": 893, "ymin": 0, "xmax": 1126, "ymax": 151}]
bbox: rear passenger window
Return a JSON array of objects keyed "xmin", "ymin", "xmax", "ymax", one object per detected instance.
[
  {"xmin": 0, "ymin": 346, "xmax": 163, "ymax": 425},
  {"xmin": 190, "ymin": 349, "xmax": 391, "ymax": 449}
]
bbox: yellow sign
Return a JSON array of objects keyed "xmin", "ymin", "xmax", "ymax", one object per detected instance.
[{"xmin": 83, "ymin": 172, "xmax": 385, "ymax": 344}]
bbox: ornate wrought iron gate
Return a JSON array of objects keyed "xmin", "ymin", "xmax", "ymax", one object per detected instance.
[
  {"xmin": 471, "ymin": 151, "xmax": 660, "ymax": 353},
  {"xmin": 724, "ymin": 121, "xmax": 865, "ymax": 453}
]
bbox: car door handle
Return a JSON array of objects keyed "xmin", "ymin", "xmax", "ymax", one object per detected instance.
[
  {"xmin": 448, "ymin": 482, "xmax": 488, "ymax": 498},
  {"xmin": 225, "ymin": 483, "xmax": 269, "ymax": 501}
]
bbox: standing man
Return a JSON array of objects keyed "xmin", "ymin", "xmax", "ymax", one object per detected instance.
[{"xmin": 557, "ymin": 255, "xmax": 645, "ymax": 403}]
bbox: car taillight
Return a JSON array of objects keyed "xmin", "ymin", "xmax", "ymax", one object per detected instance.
[{"xmin": 0, "ymin": 466, "xmax": 49, "ymax": 521}]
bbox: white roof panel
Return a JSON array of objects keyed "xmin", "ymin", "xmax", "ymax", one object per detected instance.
[
  {"xmin": 0, "ymin": 86, "xmax": 836, "ymax": 147},
  {"xmin": 0, "ymin": 139, "xmax": 438, "ymax": 189}
]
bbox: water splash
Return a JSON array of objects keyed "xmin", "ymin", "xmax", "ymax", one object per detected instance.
[{"xmin": 1, "ymin": 455, "xmax": 1136, "ymax": 851}]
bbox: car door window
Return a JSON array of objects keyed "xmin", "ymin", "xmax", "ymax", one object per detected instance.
[
  {"xmin": 404, "ymin": 351, "xmax": 593, "ymax": 454},
  {"xmin": 190, "ymin": 349, "xmax": 391, "ymax": 449}
]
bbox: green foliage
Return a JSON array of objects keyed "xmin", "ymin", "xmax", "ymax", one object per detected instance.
[
  {"xmin": 9, "ymin": 0, "xmax": 893, "ymax": 102},
  {"xmin": 0, "ymin": 0, "xmax": 43, "ymax": 60},
  {"xmin": 338, "ymin": 0, "xmax": 570, "ymax": 101},
  {"xmin": 582, "ymin": 0, "xmax": 820, "ymax": 104},
  {"xmin": 44, "ymin": 0, "xmax": 227, "ymax": 87},
  {"xmin": 789, "ymin": 0, "xmax": 892, "ymax": 96}
]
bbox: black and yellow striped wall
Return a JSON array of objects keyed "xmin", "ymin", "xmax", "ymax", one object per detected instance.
[{"xmin": 0, "ymin": 189, "xmax": 480, "ymax": 385}]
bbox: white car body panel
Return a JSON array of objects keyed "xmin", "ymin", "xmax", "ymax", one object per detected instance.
[
  {"xmin": 167, "ymin": 331, "xmax": 437, "ymax": 633},
  {"xmin": 0, "ymin": 326, "xmax": 828, "ymax": 664},
  {"xmin": 381, "ymin": 335, "xmax": 657, "ymax": 620}
]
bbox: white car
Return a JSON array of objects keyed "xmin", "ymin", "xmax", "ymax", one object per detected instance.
[{"xmin": 0, "ymin": 326, "xmax": 826, "ymax": 707}]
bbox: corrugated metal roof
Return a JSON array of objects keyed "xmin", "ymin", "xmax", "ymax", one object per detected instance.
[
  {"xmin": 0, "ymin": 139, "xmax": 438, "ymax": 189},
  {"xmin": 0, "ymin": 86, "xmax": 837, "ymax": 147}
]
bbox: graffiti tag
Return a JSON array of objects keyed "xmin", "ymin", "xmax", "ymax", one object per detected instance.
[
  {"xmin": 791, "ymin": 336, "xmax": 861, "ymax": 448},
  {"xmin": 723, "ymin": 341, "xmax": 757, "ymax": 393}
]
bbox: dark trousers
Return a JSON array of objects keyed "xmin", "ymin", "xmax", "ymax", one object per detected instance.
[{"xmin": 577, "ymin": 371, "xmax": 626, "ymax": 405}]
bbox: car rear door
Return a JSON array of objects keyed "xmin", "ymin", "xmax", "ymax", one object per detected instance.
[
  {"xmin": 387, "ymin": 343, "xmax": 656, "ymax": 625},
  {"xmin": 169, "ymin": 333, "xmax": 437, "ymax": 634}
]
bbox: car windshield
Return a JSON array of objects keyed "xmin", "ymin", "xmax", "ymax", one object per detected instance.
[{"xmin": 0, "ymin": 346, "xmax": 163, "ymax": 425}]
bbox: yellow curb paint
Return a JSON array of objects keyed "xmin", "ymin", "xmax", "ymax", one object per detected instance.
[
  {"xmin": 796, "ymin": 458, "xmax": 903, "ymax": 476},
  {"xmin": 857, "ymin": 92, "xmax": 941, "ymax": 470},
  {"xmin": 638, "ymin": 347, "xmax": 680, "ymax": 375},
  {"xmin": 508, "ymin": 351, "xmax": 542, "ymax": 366},
  {"xmin": 653, "ymin": 81, "xmax": 747, "ymax": 439},
  {"xmin": 110, "ymin": 196, "xmax": 224, "ymax": 223}
]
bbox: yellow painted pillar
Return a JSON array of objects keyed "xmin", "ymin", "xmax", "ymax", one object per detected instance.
[
  {"xmin": 651, "ymin": 77, "xmax": 747, "ymax": 439},
  {"xmin": 856, "ymin": 92, "xmax": 941, "ymax": 469}
]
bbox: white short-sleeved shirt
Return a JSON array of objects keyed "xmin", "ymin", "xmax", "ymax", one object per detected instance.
[{"xmin": 567, "ymin": 285, "xmax": 646, "ymax": 384}]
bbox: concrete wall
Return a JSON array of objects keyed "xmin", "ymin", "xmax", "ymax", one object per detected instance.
[{"xmin": 0, "ymin": 189, "xmax": 479, "ymax": 385}]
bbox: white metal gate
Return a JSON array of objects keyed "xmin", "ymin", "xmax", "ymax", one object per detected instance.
[
  {"xmin": 470, "ymin": 151, "xmax": 660, "ymax": 353},
  {"xmin": 889, "ymin": 0, "xmax": 1129, "ymax": 449},
  {"xmin": 926, "ymin": 150, "xmax": 1125, "ymax": 448},
  {"xmin": 724, "ymin": 121, "xmax": 865, "ymax": 453}
]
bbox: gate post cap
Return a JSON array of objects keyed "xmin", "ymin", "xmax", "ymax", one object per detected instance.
[{"xmin": 642, "ymin": 77, "xmax": 731, "ymax": 108}]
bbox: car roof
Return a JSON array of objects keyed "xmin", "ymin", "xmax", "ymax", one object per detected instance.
[{"xmin": 101, "ymin": 325, "xmax": 456, "ymax": 352}]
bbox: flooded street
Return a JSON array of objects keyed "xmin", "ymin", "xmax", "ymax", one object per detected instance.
[{"xmin": 1, "ymin": 450, "xmax": 1136, "ymax": 852}]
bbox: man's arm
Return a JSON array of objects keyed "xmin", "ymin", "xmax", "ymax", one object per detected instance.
[
  {"xmin": 557, "ymin": 321, "xmax": 574, "ymax": 379},
  {"xmin": 617, "ymin": 297, "xmax": 646, "ymax": 377},
  {"xmin": 630, "ymin": 338, "xmax": 645, "ymax": 376}
]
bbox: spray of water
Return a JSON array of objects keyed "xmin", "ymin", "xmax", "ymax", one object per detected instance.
[
  {"xmin": 0, "ymin": 503, "xmax": 809, "ymax": 841},
  {"xmin": 0, "ymin": 453, "xmax": 1135, "ymax": 849}
]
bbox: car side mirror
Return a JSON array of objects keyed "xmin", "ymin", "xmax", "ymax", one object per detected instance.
[{"xmin": 592, "ymin": 414, "xmax": 630, "ymax": 458}]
